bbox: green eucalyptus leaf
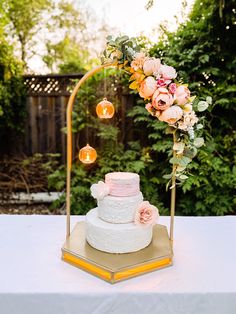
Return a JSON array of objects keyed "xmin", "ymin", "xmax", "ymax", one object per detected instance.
[
  {"xmin": 163, "ymin": 173, "xmax": 173, "ymax": 179},
  {"xmin": 206, "ymin": 96, "xmax": 212, "ymax": 104},
  {"xmin": 196, "ymin": 123, "xmax": 203, "ymax": 130},
  {"xmin": 197, "ymin": 101, "xmax": 209, "ymax": 112},
  {"xmin": 173, "ymin": 142, "xmax": 185, "ymax": 154},
  {"xmin": 194, "ymin": 137, "xmax": 204, "ymax": 148},
  {"xmin": 179, "ymin": 174, "xmax": 189, "ymax": 180}
]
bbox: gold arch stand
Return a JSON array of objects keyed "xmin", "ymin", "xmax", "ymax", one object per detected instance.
[{"xmin": 61, "ymin": 62, "xmax": 175, "ymax": 284}]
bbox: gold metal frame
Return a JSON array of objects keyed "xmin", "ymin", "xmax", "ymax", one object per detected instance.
[{"xmin": 62, "ymin": 62, "xmax": 176, "ymax": 283}]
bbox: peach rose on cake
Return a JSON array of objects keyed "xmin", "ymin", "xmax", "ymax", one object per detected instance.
[
  {"xmin": 152, "ymin": 87, "xmax": 174, "ymax": 111},
  {"xmin": 90, "ymin": 181, "xmax": 110, "ymax": 200},
  {"xmin": 175, "ymin": 85, "xmax": 191, "ymax": 106},
  {"xmin": 143, "ymin": 58, "xmax": 161, "ymax": 76},
  {"xmin": 139, "ymin": 76, "xmax": 157, "ymax": 99},
  {"xmin": 159, "ymin": 105, "xmax": 183, "ymax": 124},
  {"xmin": 131, "ymin": 52, "xmax": 146, "ymax": 71},
  {"xmin": 134, "ymin": 201, "xmax": 159, "ymax": 226}
]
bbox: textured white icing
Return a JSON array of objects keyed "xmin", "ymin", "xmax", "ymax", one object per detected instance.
[
  {"xmin": 105, "ymin": 172, "xmax": 139, "ymax": 196},
  {"xmin": 97, "ymin": 192, "xmax": 143, "ymax": 223},
  {"xmin": 86, "ymin": 208, "xmax": 153, "ymax": 253}
]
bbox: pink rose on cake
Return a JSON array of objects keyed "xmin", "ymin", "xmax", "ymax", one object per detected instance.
[
  {"xmin": 152, "ymin": 87, "xmax": 174, "ymax": 111},
  {"xmin": 134, "ymin": 201, "xmax": 159, "ymax": 226},
  {"xmin": 90, "ymin": 181, "xmax": 110, "ymax": 200},
  {"xmin": 139, "ymin": 76, "xmax": 157, "ymax": 99}
]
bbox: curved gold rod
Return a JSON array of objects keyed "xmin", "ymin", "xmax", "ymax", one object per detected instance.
[
  {"xmin": 65, "ymin": 62, "xmax": 176, "ymax": 248},
  {"xmin": 66, "ymin": 62, "xmax": 115, "ymax": 238}
]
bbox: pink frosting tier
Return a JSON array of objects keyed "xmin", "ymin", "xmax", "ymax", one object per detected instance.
[{"xmin": 105, "ymin": 172, "xmax": 140, "ymax": 197}]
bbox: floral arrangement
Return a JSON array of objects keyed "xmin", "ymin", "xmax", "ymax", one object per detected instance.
[{"xmin": 102, "ymin": 35, "xmax": 210, "ymax": 185}]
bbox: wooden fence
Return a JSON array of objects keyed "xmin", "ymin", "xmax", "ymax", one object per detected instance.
[
  {"xmin": 23, "ymin": 74, "xmax": 134, "ymax": 163},
  {"xmin": 23, "ymin": 74, "xmax": 83, "ymax": 162}
]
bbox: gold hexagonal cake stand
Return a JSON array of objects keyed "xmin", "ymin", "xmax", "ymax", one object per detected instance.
[{"xmin": 62, "ymin": 63, "xmax": 176, "ymax": 283}]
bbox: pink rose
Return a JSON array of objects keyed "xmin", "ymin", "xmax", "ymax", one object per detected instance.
[
  {"xmin": 131, "ymin": 52, "xmax": 146, "ymax": 71},
  {"xmin": 169, "ymin": 83, "xmax": 177, "ymax": 94},
  {"xmin": 134, "ymin": 201, "xmax": 159, "ymax": 226},
  {"xmin": 159, "ymin": 64, "xmax": 177, "ymax": 80},
  {"xmin": 159, "ymin": 105, "xmax": 183, "ymax": 124},
  {"xmin": 90, "ymin": 181, "xmax": 110, "ymax": 200},
  {"xmin": 152, "ymin": 87, "xmax": 174, "ymax": 110},
  {"xmin": 143, "ymin": 58, "xmax": 161, "ymax": 76},
  {"xmin": 175, "ymin": 85, "xmax": 190, "ymax": 105},
  {"xmin": 139, "ymin": 76, "xmax": 157, "ymax": 99},
  {"xmin": 157, "ymin": 78, "xmax": 167, "ymax": 87}
]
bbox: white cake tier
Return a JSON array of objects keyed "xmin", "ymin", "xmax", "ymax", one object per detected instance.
[
  {"xmin": 86, "ymin": 208, "xmax": 153, "ymax": 254},
  {"xmin": 97, "ymin": 192, "xmax": 143, "ymax": 223},
  {"xmin": 105, "ymin": 172, "xmax": 139, "ymax": 196}
]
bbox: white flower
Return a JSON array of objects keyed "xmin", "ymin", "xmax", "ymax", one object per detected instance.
[
  {"xmin": 143, "ymin": 58, "xmax": 161, "ymax": 76},
  {"xmin": 90, "ymin": 181, "xmax": 110, "ymax": 200},
  {"xmin": 159, "ymin": 64, "xmax": 177, "ymax": 80},
  {"xmin": 178, "ymin": 111, "xmax": 199, "ymax": 130}
]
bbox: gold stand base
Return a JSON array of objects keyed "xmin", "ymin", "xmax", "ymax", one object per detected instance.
[{"xmin": 62, "ymin": 222, "xmax": 173, "ymax": 284}]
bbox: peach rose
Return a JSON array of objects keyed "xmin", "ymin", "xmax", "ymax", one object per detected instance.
[
  {"xmin": 139, "ymin": 76, "xmax": 157, "ymax": 99},
  {"xmin": 134, "ymin": 201, "xmax": 159, "ymax": 226},
  {"xmin": 143, "ymin": 58, "xmax": 161, "ymax": 76},
  {"xmin": 152, "ymin": 87, "xmax": 174, "ymax": 110},
  {"xmin": 131, "ymin": 52, "xmax": 146, "ymax": 71},
  {"xmin": 90, "ymin": 181, "xmax": 110, "ymax": 200},
  {"xmin": 175, "ymin": 85, "xmax": 190, "ymax": 106},
  {"xmin": 159, "ymin": 64, "xmax": 177, "ymax": 80},
  {"xmin": 159, "ymin": 105, "xmax": 183, "ymax": 124}
]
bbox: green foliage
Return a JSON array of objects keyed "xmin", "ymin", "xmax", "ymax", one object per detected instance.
[
  {"xmin": 0, "ymin": 19, "xmax": 26, "ymax": 147},
  {"xmin": 1, "ymin": 0, "xmax": 52, "ymax": 66},
  {"xmin": 49, "ymin": 0, "xmax": 235, "ymax": 216},
  {"xmin": 148, "ymin": 0, "xmax": 236, "ymax": 215}
]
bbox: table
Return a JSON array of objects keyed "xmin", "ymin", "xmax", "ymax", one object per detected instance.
[{"xmin": 0, "ymin": 215, "xmax": 235, "ymax": 314}]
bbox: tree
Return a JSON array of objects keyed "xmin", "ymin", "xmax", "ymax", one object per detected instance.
[
  {"xmin": 0, "ymin": 7, "xmax": 25, "ymax": 153},
  {"xmin": 1, "ymin": 0, "xmax": 109, "ymax": 73},
  {"xmin": 1, "ymin": 0, "xmax": 52, "ymax": 69}
]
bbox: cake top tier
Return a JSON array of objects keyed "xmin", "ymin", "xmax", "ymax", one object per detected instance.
[{"xmin": 105, "ymin": 172, "xmax": 140, "ymax": 197}]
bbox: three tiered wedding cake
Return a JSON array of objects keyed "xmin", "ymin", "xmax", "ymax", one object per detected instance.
[{"xmin": 85, "ymin": 172, "xmax": 159, "ymax": 253}]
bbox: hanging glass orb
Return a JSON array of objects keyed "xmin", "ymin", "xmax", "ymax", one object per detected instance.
[
  {"xmin": 96, "ymin": 98, "xmax": 115, "ymax": 119},
  {"xmin": 78, "ymin": 144, "xmax": 97, "ymax": 164}
]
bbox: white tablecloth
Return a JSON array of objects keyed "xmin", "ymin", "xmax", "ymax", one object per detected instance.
[{"xmin": 0, "ymin": 214, "xmax": 235, "ymax": 314}]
